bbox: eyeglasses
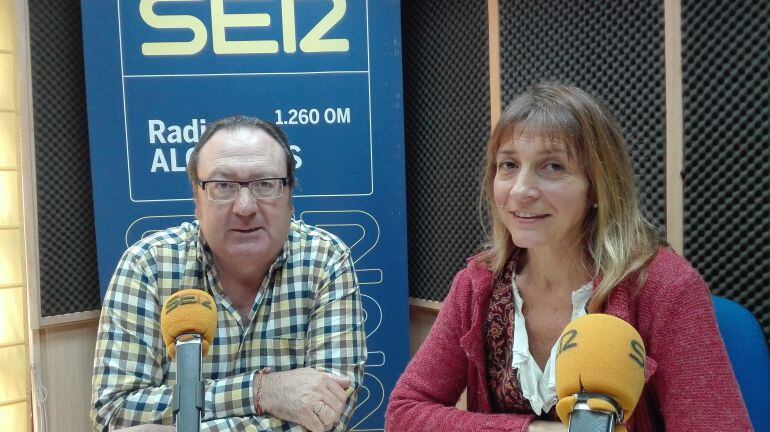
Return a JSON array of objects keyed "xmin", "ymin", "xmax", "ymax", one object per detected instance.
[{"xmin": 198, "ymin": 177, "xmax": 288, "ymax": 201}]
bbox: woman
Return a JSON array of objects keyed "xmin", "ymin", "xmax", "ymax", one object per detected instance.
[{"xmin": 386, "ymin": 83, "xmax": 751, "ymax": 431}]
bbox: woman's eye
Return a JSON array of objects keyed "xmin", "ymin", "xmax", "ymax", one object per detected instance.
[
  {"xmin": 497, "ymin": 161, "xmax": 518, "ymax": 171},
  {"xmin": 544, "ymin": 162, "xmax": 564, "ymax": 172}
]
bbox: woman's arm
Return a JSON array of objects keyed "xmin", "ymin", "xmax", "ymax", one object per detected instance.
[
  {"xmin": 643, "ymin": 264, "xmax": 752, "ymax": 431},
  {"xmin": 386, "ymin": 269, "xmax": 536, "ymax": 432}
]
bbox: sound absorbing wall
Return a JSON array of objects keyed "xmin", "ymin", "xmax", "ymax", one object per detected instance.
[
  {"xmin": 682, "ymin": 0, "xmax": 770, "ymax": 340},
  {"xmin": 402, "ymin": 0, "xmax": 491, "ymax": 301},
  {"xmin": 28, "ymin": 0, "xmax": 101, "ymax": 317}
]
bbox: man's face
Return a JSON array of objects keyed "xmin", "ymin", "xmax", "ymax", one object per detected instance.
[{"xmin": 194, "ymin": 128, "xmax": 292, "ymax": 267}]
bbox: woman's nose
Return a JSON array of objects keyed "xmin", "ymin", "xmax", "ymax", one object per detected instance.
[{"xmin": 511, "ymin": 170, "xmax": 540, "ymax": 201}]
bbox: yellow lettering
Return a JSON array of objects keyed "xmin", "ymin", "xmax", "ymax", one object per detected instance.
[
  {"xmin": 281, "ymin": 0, "xmax": 297, "ymax": 53},
  {"xmin": 299, "ymin": 0, "xmax": 349, "ymax": 53},
  {"xmin": 140, "ymin": 0, "xmax": 208, "ymax": 56},
  {"xmin": 211, "ymin": 0, "xmax": 278, "ymax": 54}
]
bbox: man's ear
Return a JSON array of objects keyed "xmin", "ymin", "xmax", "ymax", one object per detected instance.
[{"xmin": 193, "ymin": 187, "xmax": 202, "ymax": 219}]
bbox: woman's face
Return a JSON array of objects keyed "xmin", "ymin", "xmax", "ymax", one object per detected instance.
[{"xmin": 493, "ymin": 128, "xmax": 592, "ymax": 253}]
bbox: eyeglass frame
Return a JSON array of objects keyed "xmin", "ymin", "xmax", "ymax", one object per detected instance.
[{"xmin": 197, "ymin": 177, "xmax": 289, "ymax": 201}]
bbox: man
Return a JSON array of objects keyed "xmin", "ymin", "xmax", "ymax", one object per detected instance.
[{"xmin": 91, "ymin": 116, "xmax": 367, "ymax": 432}]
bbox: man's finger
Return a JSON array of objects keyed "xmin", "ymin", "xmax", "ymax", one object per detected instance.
[
  {"xmin": 304, "ymin": 408, "xmax": 327, "ymax": 432},
  {"xmin": 324, "ymin": 372, "xmax": 352, "ymax": 388},
  {"xmin": 322, "ymin": 373, "xmax": 352, "ymax": 404},
  {"xmin": 324, "ymin": 382, "xmax": 355, "ymax": 418},
  {"xmin": 320, "ymin": 393, "xmax": 346, "ymax": 419},
  {"xmin": 325, "ymin": 379, "xmax": 349, "ymax": 404},
  {"xmin": 317, "ymin": 402, "xmax": 337, "ymax": 428}
]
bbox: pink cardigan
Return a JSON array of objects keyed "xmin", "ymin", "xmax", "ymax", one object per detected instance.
[{"xmin": 386, "ymin": 248, "xmax": 752, "ymax": 431}]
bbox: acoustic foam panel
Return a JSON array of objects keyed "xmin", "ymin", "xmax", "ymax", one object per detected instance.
[
  {"xmin": 402, "ymin": 0, "xmax": 491, "ymax": 301},
  {"xmin": 29, "ymin": 0, "xmax": 101, "ymax": 316},
  {"xmin": 682, "ymin": 0, "xmax": 770, "ymax": 341}
]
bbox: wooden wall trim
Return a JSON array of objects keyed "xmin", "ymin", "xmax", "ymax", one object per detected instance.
[
  {"xmin": 409, "ymin": 297, "xmax": 442, "ymax": 311},
  {"xmin": 39, "ymin": 311, "xmax": 100, "ymax": 328},
  {"xmin": 488, "ymin": 0, "xmax": 501, "ymax": 127},
  {"xmin": 664, "ymin": 0, "xmax": 684, "ymax": 254},
  {"xmin": 15, "ymin": 0, "xmax": 40, "ymax": 329}
]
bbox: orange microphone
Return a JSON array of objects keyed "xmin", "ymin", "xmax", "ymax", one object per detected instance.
[
  {"xmin": 555, "ymin": 314, "xmax": 646, "ymax": 432},
  {"xmin": 160, "ymin": 289, "xmax": 217, "ymax": 432}
]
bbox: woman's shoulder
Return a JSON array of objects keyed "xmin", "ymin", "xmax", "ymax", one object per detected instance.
[
  {"xmin": 644, "ymin": 247, "xmax": 701, "ymax": 287},
  {"xmin": 461, "ymin": 253, "xmax": 495, "ymax": 282},
  {"xmin": 632, "ymin": 247, "xmax": 710, "ymax": 309},
  {"xmin": 432, "ymin": 255, "xmax": 496, "ymax": 332},
  {"xmin": 442, "ymin": 254, "xmax": 495, "ymax": 300}
]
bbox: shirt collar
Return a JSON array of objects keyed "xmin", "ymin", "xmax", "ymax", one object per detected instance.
[{"xmin": 194, "ymin": 220, "xmax": 292, "ymax": 273}]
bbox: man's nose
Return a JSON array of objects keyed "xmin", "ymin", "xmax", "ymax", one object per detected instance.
[{"xmin": 232, "ymin": 187, "xmax": 259, "ymax": 215}]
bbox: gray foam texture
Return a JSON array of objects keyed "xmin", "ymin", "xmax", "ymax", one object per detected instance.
[
  {"xmin": 683, "ymin": 0, "xmax": 770, "ymax": 342},
  {"xmin": 30, "ymin": 0, "xmax": 101, "ymax": 316},
  {"xmin": 402, "ymin": 0, "xmax": 491, "ymax": 301}
]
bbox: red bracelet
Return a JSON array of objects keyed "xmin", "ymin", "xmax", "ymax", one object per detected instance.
[{"xmin": 255, "ymin": 367, "xmax": 271, "ymax": 415}]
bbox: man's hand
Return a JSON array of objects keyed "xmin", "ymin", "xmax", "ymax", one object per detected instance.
[{"xmin": 259, "ymin": 367, "xmax": 351, "ymax": 432}]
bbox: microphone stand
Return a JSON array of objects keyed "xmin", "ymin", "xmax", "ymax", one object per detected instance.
[
  {"xmin": 173, "ymin": 334, "xmax": 205, "ymax": 432},
  {"xmin": 567, "ymin": 392, "xmax": 623, "ymax": 432}
]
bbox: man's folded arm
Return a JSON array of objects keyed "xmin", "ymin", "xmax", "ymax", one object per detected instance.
[{"xmin": 304, "ymin": 247, "xmax": 368, "ymax": 431}]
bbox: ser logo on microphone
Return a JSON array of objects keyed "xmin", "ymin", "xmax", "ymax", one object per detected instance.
[
  {"xmin": 556, "ymin": 327, "xmax": 647, "ymax": 369},
  {"xmin": 556, "ymin": 329, "xmax": 578, "ymax": 358},
  {"xmin": 629, "ymin": 340, "xmax": 646, "ymax": 368},
  {"xmin": 165, "ymin": 293, "xmax": 214, "ymax": 313}
]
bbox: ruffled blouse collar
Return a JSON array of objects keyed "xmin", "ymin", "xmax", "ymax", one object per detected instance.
[{"xmin": 510, "ymin": 275, "xmax": 593, "ymax": 415}]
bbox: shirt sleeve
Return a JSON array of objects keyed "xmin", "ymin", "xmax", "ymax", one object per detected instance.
[
  {"xmin": 89, "ymin": 250, "xmax": 308, "ymax": 431},
  {"xmin": 90, "ymin": 249, "xmax": 173, "ymax": 430},
  {"xmin": 305, "ymin": 246, "xmax": 368, "ymax": 431},
  {"xmin": 200, "ymin": 416, "xmax": 304, "ymax": 431}
]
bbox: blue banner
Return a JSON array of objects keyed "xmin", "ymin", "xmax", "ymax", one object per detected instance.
[{"xmin": 82, "ymin": 1, "xmax": 408, "ymax": 429}]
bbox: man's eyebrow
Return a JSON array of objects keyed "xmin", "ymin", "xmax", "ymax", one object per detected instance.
[
  {"xmin": 204, "ymin": 167, "xmax": 283, "ymax": 180},
  {"xmin": 203, "ymin": 167, "xmax": 237, "ymax": 179}
]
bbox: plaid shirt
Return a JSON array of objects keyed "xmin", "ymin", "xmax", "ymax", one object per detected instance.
[{"xmin": 91, "ymin": 220, "xmax": 367, "ymax": 431}]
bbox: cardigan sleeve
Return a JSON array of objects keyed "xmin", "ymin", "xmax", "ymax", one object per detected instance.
[
  {"xmin": 386, "ymin": 268, "xmax": 536, "ymax": 432},
  {"xmin": 642, "ymin": 265, "xmax": 752, "ymax": 431}
]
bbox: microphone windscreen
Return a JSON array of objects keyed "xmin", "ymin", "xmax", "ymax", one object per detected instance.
[
  {"xmin": 555, "ymin": 314, "xmax": 646, "ymax": 422},
  {"xmin": 160, "ymin": 289, "xmax": 217, "ymax": 359}
]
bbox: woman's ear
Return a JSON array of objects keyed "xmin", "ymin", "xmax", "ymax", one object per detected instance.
[{"xmin": 587, "ymin": 185, "xmax": 599, "ymax": 209}]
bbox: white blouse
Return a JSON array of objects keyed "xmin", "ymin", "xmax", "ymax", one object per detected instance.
[{"xmin": 510, "ymin": 276, "xmax": 593, "ymax": 415}]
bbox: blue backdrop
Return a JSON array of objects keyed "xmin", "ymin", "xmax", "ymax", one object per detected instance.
[{"xmin": 81, "ymin": 1, "xmax": 408, "ymax": 429}]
